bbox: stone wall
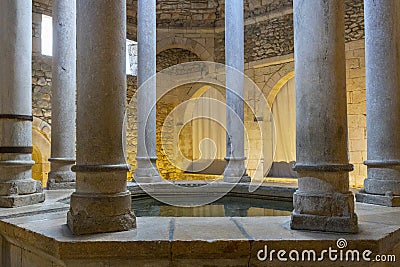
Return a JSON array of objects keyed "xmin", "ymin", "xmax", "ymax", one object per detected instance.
[
  {"xmin": 33, "ymin": 0, "xmax": 52, "ymax": 16},
  {"xmin": 156, "ymin": 101, "xmax": 184, "ymax": 180},
  {"xmin": 345, "ymin": 0, "xmax": 365, "ymax": 42},
  {"xmin": 213, "ymin": 13, "xmax": 296, "ymax": 64},
  {"xmin": 215, "ymin": 0, "xmax": 364, "ymax": 64},
  {"xmin": 249, "ymin": 38, "xmax": 367, "ymax": 188},
  {"xmin": 32, "ymin": 55, "xmax": 52, "ymax": 125},
  {"xmin": 157, "ymin": 48, "xmax": 202, "ymax": 70},
  {"xmin": 345, "ymin": 39, "xmax": 367, "ymax": 188}
]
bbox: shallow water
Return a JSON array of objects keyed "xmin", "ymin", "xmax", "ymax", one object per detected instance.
[{"xmin": 132, "ymin": 196, "xmax": 293, "ymax": 217}]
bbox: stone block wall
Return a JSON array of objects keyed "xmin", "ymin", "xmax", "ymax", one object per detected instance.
[
  {"xmin": 156, "ymin": 101, "xmax": 184, "ymax": 180},
  {"xmin": 32, "ymin": 55, "xmax": 52, "ymax": 125},
  {"xmin": 215, "ymin": 0, "xmax": 364, "ymax": 64},
  {"xmin": 345, "ymin": 0, "xmax": 364, "ymax": 42},
  {"xmin": 32, "ymin": 0, "xmax": 52, "ymax": 16},
  {"xmin": 345, "ymin": 39, "xmax": 367, "ymax": 188}
]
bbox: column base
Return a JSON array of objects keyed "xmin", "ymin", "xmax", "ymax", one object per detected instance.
[
  {"xmin": 134, "ymin": 157, "xmax": 162, "ymax": 183},
  {"xmin": 0, "ymin": 179, "xmax": 45, "ymax": 208},
  {"xmin": 67, "ymin": 191, "xmax": 136, "ymax": 235},
  {"xmin": 290, "ymin": 211, "xmax": 358, "ymax": 234},
  {"xmin": 223, "ymin": 157, "xmax": 251, "ymax": 183},
  {"xmin": 0, "ymin": 193, "xmax": 45, "ymax": 208},
  {"xmin": 47, "ymin": 181, "xmax": 76, "ymax": 190},
  {"xmin": 356, "ymin": 189, "xmax": 400, "ymax": 207},
  {"xmin": 291, "ymin": 190, "xmax": 358, "ymax": 233},
  {"xmin": 363, "ymin": 177, "xmax": 400, "ymax": 195},
  {"xmin": 47, "ymin": 171, "xmax": 76, "ymax": 190},
  {"xmin": 0, "ymin": 179, "xmax": 42, "ymax": 195},
  {"xmin": 47, "ymin": 158, "xmax": 76, "ymax": 190}
]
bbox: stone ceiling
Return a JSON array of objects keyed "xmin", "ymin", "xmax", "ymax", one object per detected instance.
[{"xmin": 33, "ymin": 0, "xmax": 292, "ymax": 28}]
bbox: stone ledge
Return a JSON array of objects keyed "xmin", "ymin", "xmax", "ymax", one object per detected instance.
[
  {"xmin": 0, "ymin": 190, "xmax": 400, "ymax": 266},
  {"xmin": 47, "ymin": 181, "xmax": 76, "ymax": 190},
  {"xmin": 1, "ymin": 208, "xmax": 400, "ymax": 266},
  {"xmin": 356, "ymin": 191, "xmax": 400, "ymax": 207},
  {"xmin": 0, "ymin": 192, "xmax": 45, "ymax": 208}
]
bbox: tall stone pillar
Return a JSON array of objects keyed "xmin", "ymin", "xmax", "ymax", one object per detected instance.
[
  {"xmin": 290, "ymin": 0, "xmax": 358, "ymax": 233},
  {"xmin": 47, "ymin": 0, "xmax": 77, "ymax": 190},
  {"xmin": 356, "ymin": 0, "xmax": 400, "ymax": 206},
  {"xmin": 134, "ymin": 0, "xmax": 162, "ymax": 183},
  {"xmin": 0, "ymin": 0, "xmax": 45, "ymax": 207},
  {"xmin": 223, "ymin": 0, "xmax": 250, "ymax": 183},
  {"xmin": 67, "ymin": 0, "xmax": 136, "ymax": 235}
]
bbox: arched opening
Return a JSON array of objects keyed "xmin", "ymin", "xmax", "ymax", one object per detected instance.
[
  {"xmin": 32, "ymin": 117, "xmax": 51, "ymax": 187},
  {"xmin": 187, "ymin": 86, "xmax": 226, "ymax": 175},
  {"xmin": 32, "ymin": 145, "xmax": 43, "ymax": 182},
  {"xmin": 267, "ymin": 77, "xmax": 297, "ymax": 178}
]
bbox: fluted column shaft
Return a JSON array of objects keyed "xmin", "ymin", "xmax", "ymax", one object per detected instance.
[
  {"xmin": 356, "ymin": 0, "xmax": 400, "ymax": 206},
  {"xmin": 67, "ymin": 0, "xmax": 136, "ymax": 235},
  {"xmin": 134, "ymin": 0, "xmax": 162, "ymax": 183},
  {"xmin": 291, "ymin": 0, "xmax": 358, "ymax": 233},
  {"xmin": 47, "ymin": 0, "xmax": 77, "ymax": 190},
  {"xmin": 223, "ymin": 0, "xmax": 250, "ymax": 183},
  {"xmin": 0, "ymin": 0, "xmax": 45, "ymax": 207}
]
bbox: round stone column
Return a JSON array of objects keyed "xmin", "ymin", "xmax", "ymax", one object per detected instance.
[
  {"xmin": 134, "ymin": 0, "xmax": 162, "ymax": 183},
  {"xmin": 47, "ymin": 0, "xmax": 77, "ymax": 190},
  {"xmin": 290, "ymin": 0, "xmax": 358, "ymax": 233},
  {"xmin": 223, "ymin": 0, "xmax": 250, "ymax": 183},
  {"xmin": 356, "ymin": 0, "xmax": 400, "ymax": 206},
  {"xmin": 0, "ymin": 0, "xmax": 45, "ymax": 207},
  {"xmin": 67, "ymin": 0, "xmax": 136, "ymax": 235}
]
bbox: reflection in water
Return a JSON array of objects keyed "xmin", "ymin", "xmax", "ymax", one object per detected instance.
[{"xmin": 132, "ymin": 196, "xmax": 293, "ymax": 217}]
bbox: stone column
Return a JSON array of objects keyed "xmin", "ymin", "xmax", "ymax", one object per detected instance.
[
  {"xmin": 134, "ymin": 0, "xmax": 162, "ymax": 183},
  {"xmin": 356, "ymin": 0, "xmax": 400, "ymax": 206},
  {"xmin": 223, "ymin": 0, "xmax": 250, "ymax": 183},
  {"xmin": 67, "ymin": 0, "xmax": 136, "ymax": 235},
  {"xmin": 290, "ymin": 0, "xmax": 358, "ymax": 233},
  {"xmin": 0, "ymin": 0, "xmax": 45, "ymax": 207},
  {"xmin": 47, "ymin": 0, "xmax": 77, "ymax": 190}
]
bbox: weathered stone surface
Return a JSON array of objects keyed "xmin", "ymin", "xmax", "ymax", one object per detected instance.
[
  {"xmin": 1, "ymin": 197, "xmax": 400, "ymax": 267},
  {"xmin": 290, "ymin": 0, "xmax": 358, "ymax": 233},
  {"xmin": 32, "ymin": 56, "xmax": 52, "ymax": 125},
  {"xmin": 47, "ymin": 161, "xmax": 76, "ymax": 189},
  {"xmin": 223, "ymin": 0, "xmax": 249, "ymax": 183},
  {"xmin": 68, "ymin": 198, "xmax": 136, "ymax": 235},
  {"xmin": 0, "ymin": 0, "xmax": 45, "ymax": 207},
  {"xmin": 47, "ymin": 0, "xmax": 77, "ymax": 190},
  {"xmin": 67, "ymin": 0, "xmax": 135, "ymax": 235},
  {"xmin": 134, "ymin": 0, "xmax": 162, "ymax": 183},
  {"xmin": 0, "ymin": 193, "xmax": 46, "ymax": 208},
  {"xmin": 357, "ymin": 0, "xmax": 400, "ymax": 207},
  {"xmin": 356, "ymin": 190, "xmax": 400, "ymax": 207}
]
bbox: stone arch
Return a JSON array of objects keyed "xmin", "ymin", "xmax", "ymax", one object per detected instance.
[
  {"xmin": 156, "ymin": 48, "xmax": 202, "ymax": 72},
  {"xmin": 266, "ymin": 71, "xmax": 295, "ymax": 108},
  {"xmin": 32, "ymin": 117, "xmax": 51, "ymax": 187},
  {"xmin": 265, "ymin": 72, "xmax": 297, "ymax": 179},
  {"xmin": 32, "ymin": 145, "xmax": 43, "ymax": 182},
  {"xmin": 157, "ymin": 36, "xmax": 213, "ymax": 61},
  {"xmin": 177, "ymin": 85, "xmax": 226, "ymax": 175}
]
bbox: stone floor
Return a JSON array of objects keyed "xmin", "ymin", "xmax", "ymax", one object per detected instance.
[{"xmin": 0, "ymin": 184, "xmax": 399, "ymax": 267}]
